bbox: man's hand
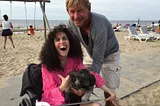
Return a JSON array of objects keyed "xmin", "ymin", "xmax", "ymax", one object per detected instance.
[
  {"xmin": 101, "ymin": 85, "xmax": 121, "ymax": 106},
  {"xmin": 105, "ymin": 93, "xmax": 120, "ymax": 106}
]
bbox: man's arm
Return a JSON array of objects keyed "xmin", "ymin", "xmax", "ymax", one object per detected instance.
[{"xmin": 91, "ymin": 30, "xmax": 107, "ymax": 74}]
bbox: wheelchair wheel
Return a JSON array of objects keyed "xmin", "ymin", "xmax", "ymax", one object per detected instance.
[
  {"xmin": 19, "ymin": 98, "xmax": 32, "ymax": 106},
  {"xmin": 19, "ymin": 102, "xmax": 24, "ymax": 106}
]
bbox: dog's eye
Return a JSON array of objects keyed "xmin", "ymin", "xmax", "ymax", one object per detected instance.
[{"xmin": 84, "ymin": 82, "xmax": 89, "ymax": 86}]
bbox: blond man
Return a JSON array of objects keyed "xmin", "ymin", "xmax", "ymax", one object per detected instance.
[{"xmin": 66, "ymin": 0, "xmax": 121, "ymax": 106}]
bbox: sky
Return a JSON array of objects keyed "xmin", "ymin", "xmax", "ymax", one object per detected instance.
[{"xmin": 0, "ymin": 0, "xmax": 159, "ymax": 21}]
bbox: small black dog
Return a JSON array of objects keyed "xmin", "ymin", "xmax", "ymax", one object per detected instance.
[{"xmin": 68, "ymin": 69, "xmax": 96, "ymax": 102}]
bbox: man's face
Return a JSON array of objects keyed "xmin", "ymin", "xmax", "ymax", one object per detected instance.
[{"xmin": 67, "ymin": 6, "xmax": 90, "ymax": 27}]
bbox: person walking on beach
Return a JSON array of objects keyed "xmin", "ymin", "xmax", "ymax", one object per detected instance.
[
  {"xmin": 0, "ymin": 14, "xmax": 15, "ymax": 49},
  {"xmin": 66, "ymin": 0, "xmax": 121, "ymax": 106}
]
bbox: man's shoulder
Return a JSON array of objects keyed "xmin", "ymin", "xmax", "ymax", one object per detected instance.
[
  {"xmin": 91, "ymin": 12, "xmax": 111, "ymax": 32},
  {"xmin": 91, "ymin": 12, "xmax": 110, "ymax": 26},
  {"xmin": 91, "ymin": 12, "xmax": 107, "ymax": 20},
  {"xmin": 67, "ymin": 19, "xmax": 78, "ymax": 33},
  {"xmin": 67, "ymin": 19, "xmax": 76, "ymax": 28}
]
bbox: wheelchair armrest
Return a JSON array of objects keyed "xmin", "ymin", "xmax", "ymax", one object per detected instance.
[{"xmin": 26, "ymin": 88, "xmax": 37, "ymax": 101}]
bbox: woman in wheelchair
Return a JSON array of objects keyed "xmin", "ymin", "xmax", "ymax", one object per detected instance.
[{"xmin": 38, "ymin": 24, "xmax": 117, "ymax": 106}]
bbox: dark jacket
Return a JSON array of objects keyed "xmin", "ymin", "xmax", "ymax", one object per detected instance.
[{"xmin": 20, "ymin": 63, "xmax": 43, "ymax": 101}]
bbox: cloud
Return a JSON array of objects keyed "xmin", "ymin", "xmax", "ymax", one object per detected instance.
[
  {"xmin": 90, "ymin": 0, "xmax": 160, "ymax": 20},
  {"xmin": 0, "ymin": 0, "xmax": 160, "ymax": 20}
]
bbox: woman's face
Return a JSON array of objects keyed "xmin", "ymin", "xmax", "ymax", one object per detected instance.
[{"xmin": 54, "ymin": 32, "xmax": 70, "ymax": 58}]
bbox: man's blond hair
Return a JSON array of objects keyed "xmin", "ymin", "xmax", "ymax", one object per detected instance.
[{"xmin": 66, "ymin": 0, "xmax": 91, "ymax": 10}]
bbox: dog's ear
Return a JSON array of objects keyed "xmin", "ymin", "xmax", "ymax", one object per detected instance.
[
  {"xmin": 69, "ymin": 71, "xmax": 77, "ymax": 81},
  {"xmin": 90, "ymin": 74, "xmax": 96, "ymax": 86}
]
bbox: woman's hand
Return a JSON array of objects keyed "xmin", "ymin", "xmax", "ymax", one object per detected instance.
[{"xmin": 58, "ymin": 74, "xmax": 70, "ymax": 92}]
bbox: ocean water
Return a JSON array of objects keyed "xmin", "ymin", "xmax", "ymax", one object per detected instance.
[
  {"xmin": 11, "ymin": 20, "xmax": 68, "ymax": 28},
  {"xmin": 10, "ymin": 20, "xmax": 158, "ymax": 28}
]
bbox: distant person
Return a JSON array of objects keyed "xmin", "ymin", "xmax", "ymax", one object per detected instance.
[
  {"xmin": 158, "ymin": 20, "xmax": 160, "ymax": 24},
  {"xmin": 0, "ymin": 14, "xmax": 15, "ymax": 49},
  {"xmin": 27, "ymin": 25, "xmax": 35, "ymax": 36},
  {"xmin": 131, "ymin": 24, "xmax": 136, "ymax": 27},
  {"xmin": 114, "ymin": 24, "xmax": 123, "ymax": 32},
  {"xmin": 115, "ymin": 23, "xmax": 119, "ymax": 27},
  {"xmin": 124, "ymin": 24, "xmax": 130, "ymax": 28},
  {"xmin": 112, "ymin": 23, "xmax": 119, "ymax": 29},
  {"xmin": 66, "ymin": 0, "xmax": 121, "ymax": 106},
  {"xmin": 151, "ymin": 22, "xmax": 155, "ymax": 32},
  {"xmin": 155, "ymin": 24, "xmax": 160, "ymax": 34}
]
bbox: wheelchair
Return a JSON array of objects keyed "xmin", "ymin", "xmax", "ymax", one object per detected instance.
[
  {"xmin": 19, "ymin": 63, "xmax": 82, "ymax": 106},
  {"xmin": 19, "ymin": 63, "xmax": 42, "ymax": 106},
  {"xmin": 19, "ymin": 63, "xmax": 100, "ymax": 106}
]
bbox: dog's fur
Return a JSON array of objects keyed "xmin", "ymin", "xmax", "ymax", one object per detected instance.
[{"xmin": 69, "ymin": 69, "xmax": 96, "ymax": 102}]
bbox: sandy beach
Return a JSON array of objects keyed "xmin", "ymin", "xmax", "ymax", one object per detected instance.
[{"xmin": 0, "ymin": 30, "xmax": 160, "ymax": 106}]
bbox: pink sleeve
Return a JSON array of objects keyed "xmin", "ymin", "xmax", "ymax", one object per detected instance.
[
  {"xmin": 41, "ymin": 65, "xmax": 65, "ymax": 105},
  {"xmin": 90, "ymin": 72, "xmax": 105, "ymax": 88}
]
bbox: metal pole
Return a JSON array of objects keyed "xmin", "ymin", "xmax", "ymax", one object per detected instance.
[
  {"xmin": 10, "ymin": 0, "xmax": 12, "ymax": 21},
  {"xmin": 24, "ymin": 2, "xmax": 28, "ymax": 29},
  {"xmin": 0, "ymin": 9, "xmax": 1, "ymax": 20},
  {"xmin": 34, "ymin": 2, "xmax": 36, "ymax": 27},
  {"xmin": 39, "ymin": 1, "xmax": 51, "ymax": 36},
  {"xmin": 42, "ymin": 1, "xmax": 46, "ymax": 40}
]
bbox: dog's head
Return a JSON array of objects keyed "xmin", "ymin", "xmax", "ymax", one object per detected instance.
[{"xmin": 69, "ymin": 69, "xmax": 95, "ymax": 92}]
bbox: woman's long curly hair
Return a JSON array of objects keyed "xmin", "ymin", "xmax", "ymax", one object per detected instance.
[{"xmin": 39, "ymin": 24, "xmax": 83, "ymax": 72}]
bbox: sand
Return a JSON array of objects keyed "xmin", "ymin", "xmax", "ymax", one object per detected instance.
[
  {"xmin": 115, "ymin": 31, "xmax": 160, "ymax": 106},
  {"xmin": 0, "ymin": 30, "xmax": 160, "ymax": 106}
]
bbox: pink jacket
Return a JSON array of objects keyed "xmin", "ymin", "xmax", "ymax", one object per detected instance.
[{"xmin": 41, "ymin": 57, "xmax": 105, "ymax": 105}]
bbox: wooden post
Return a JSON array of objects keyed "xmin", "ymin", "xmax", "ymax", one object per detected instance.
[{"xmin": 40, "ymin": 1, "xmax": 51, "ymax": 40}]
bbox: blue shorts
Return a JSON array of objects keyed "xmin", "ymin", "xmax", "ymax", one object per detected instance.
[{"xmin": 2, "ymin": 29, "xmax": 13, "ymax": 36}]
